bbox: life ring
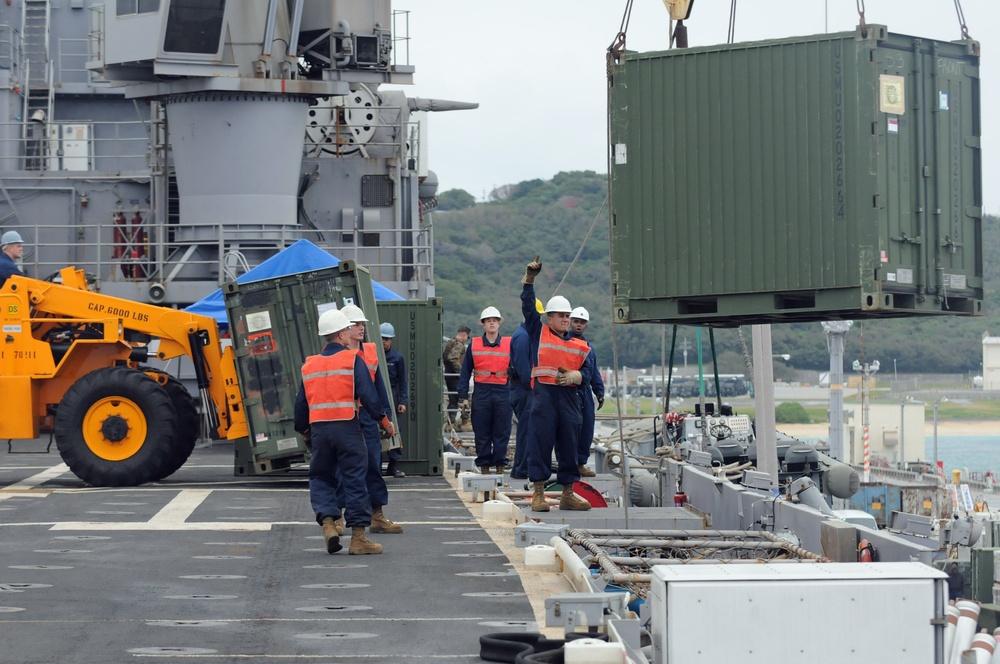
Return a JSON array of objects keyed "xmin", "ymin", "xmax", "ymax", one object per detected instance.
[
  {"xmin": 858, "ymin": 539, "xmax": 879, "ymax": 562},
  {"xmin": 544, "ymin": 480, "xmax": 608, "ymax": 508}
]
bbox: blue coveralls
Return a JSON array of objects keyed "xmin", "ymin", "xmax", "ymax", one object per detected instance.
[
  {"xmin": 458, "ymin": 334, "xmax": 513, "ymax": 469},
  {"xmin": 351, "ymin": 356, "xmax": 391, "ymax": 509},
  {"xmin": 508, "ymin": 324, "xmax": 533, "ymax": 478},
  {"xmin": 0, "ymin": 252, "xmax": 25, "ymax": 288},
  {"xmin": 384, "ymin": 345, "xmax": 408, "ymax": 463},
  {"xmin": 294, "ymin": 343, "xmax": 385, "ymax": 527},
  {"xmin": 575, "ymin": 341, "xmax": 605, "ymax": 466},
  {"xmin": 521, "ymin": 284, "xmax": 592, "ymax": 485}
]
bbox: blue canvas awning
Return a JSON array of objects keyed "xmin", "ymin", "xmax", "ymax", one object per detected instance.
[{"xmin": 184, "ymin": 239, "xmax": 404, "ymax": 325}]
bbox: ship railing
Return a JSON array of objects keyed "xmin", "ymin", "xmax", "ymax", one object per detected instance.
[
  {"xmin": 18, "ymin": 220, "xmax": 433, "ymax": 289},
  {"xmin": 850, "ymin": 463, "xmax": 943, "ymax": 486},
  {"xmin": 0, "ymin": 24, "xmax": 20, "ymax": 71},
  {"xmin": 0, "ymin": 120, "xmax": 151, "ymax": 172},
  {"xmin": 56, "ymin": 37, "xmax": 112, "ymax": 88}
]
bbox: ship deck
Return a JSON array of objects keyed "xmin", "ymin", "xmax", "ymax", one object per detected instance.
[{"xmin": 0, "ymin": 439, "xmax": 570, "ymax": 662}]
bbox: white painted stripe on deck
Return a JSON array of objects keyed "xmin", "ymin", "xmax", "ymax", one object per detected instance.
[
  {"xmin": 46, "ymin": 489, "xmax": 273, "ymax": 531},
  {"xmin": 148, "ymin": 489, "xmax": 213, "ymax": 525},
  {"xmin": 0, "ymin": 462, "xmax": 70, "ymax": 500},
  {"xmin": 49, "ymin": 521, "xmax": 272, "ymax": 531}
]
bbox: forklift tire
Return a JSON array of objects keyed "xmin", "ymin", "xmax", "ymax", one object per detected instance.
[
  {"xmin": 55, "ymin": 366, "xmax": 177, "ymax": 487},
  {"xmin": 144, "ymin": 370, "xmax": 200, "ymax": 481}
]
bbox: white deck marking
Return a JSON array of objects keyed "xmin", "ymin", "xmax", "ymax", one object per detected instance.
[
  {"xmin": 45, "ymin": 488, "xmax": 272, "ymax": 531},
  {"xmin": 148, "ymin": 489, "xmax": 212, "ymax": 524},
  {"xmin": 0, "ymin": 463, "xmax": 69, "ymax": 500}
]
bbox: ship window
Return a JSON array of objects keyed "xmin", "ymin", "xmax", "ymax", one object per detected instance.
[
  {"xmin": 162, "ymin": 0, "xmax": 227, "ymax": 54},
  {"xmin": 117, "ymin": 0, "xmax": 160, "ymax": 15}
]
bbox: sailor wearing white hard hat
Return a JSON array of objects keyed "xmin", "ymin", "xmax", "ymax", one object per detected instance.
[
  {"xmin": 457, "ymin": 305, "xmax": 513, "ymax": 474},
  {"xmin": 569, "ymin": 306, "xmax": 605, "ymax": 479},
  {"xmin": 380, "ymin": 321, "xmax": 408, "ymax": 478},
  {"xmin": 519, "ymin": 256, "xmax": 594, "ymax": 512},
  {"xmin": 0, "ymin": 230, "xmax": 26, "ymax": 288},
  {"xmin": 338, "ymin": 303, "xmax": 405, "ymax": 533},
  {"xmin": 294, "ymin": 307, "xmax": 395, "ymax": 556}
]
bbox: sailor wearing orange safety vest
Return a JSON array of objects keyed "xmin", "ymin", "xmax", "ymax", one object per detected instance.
[
  {"xmin": 520, "ymin": 257, "xmax": 593, "ymax": 512},
  {"xmin": 341, "ymin": 304, "xmax": 404, "ymax": 537},
  {"xmin": 294, "ymin": 308, "xmax": 394, "ymax": 556},
  {"xmin": 457, "ymin": 306, "xmax": 512, "ymax": 474}
]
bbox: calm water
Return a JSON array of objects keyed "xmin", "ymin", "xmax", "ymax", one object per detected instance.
[
  {"xmin": 926, "ymin": 435, "xmax": 1000, "ymax": 473},
  {"xmin": 792, "ymin": 434, "xmax": 1000, "ymax": 473}
]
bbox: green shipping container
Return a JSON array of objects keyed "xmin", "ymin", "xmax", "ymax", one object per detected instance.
[
  {"xmin": 609, "ymin": 25, "xmax": 982, "ymax": 326},
  {"xmin": 222, "ymin": 261, "xmax": 396, "ymax": 477},
  {"xmin": 378, "ymin": 299, "xmax": 446, "ymax": 476}
]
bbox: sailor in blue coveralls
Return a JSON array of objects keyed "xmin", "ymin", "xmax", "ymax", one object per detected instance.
[
  {"xmin": 508, "ymin": 321, "xmax": 533, "ymax": 480},
  {"xmin": 294, "ymin": 308, "xmax": 393, "ymax": 555},
  {"xmin": 569, "ymin": 307, "xmax": 605, "ymax": 477},
  {"xmin": 0, "ymin": 230, "xmax": 27, "ymax": 288},
  {"xmin": 458, "ymin": 306, "xmax": 512, "ymax": 474},
  {"xmin": 380, "ymin": 321, "xmax": 408, "ymax": 478},
  {"xmin": 520, "ymin": 256, "xmax": 593, "ymax": 512},
  {"xmin": 340, "ymin": 304, "xmax": 405, "ymax": 536}
]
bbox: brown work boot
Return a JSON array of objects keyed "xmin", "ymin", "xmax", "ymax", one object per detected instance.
[
  {"xmin": 370, "ymin": 507, "xmax": 403, "ymax": 534},
  {"xmin": 578, "ymin": 464, "xmax": 596, "ymax": 478},
  {"xmin": 559, "ymin": 485, "xmax": 592, "ymax": 511},
  {"xmin": 320, "ymin": 517, "xmax": 343, "ymax": 554},
  {"xmin": 333, "ymin": 515, "xmax": 345, "ymax": 535},
  {"xmin": 495, "ymin": 465, "xmax": 506, "ymax": 476},
  {"xmin": 531, "ymin": 481, "xmax": 550, "ymax": 512},
  {"xmin": 349, "ymin": 526, "xmax": 383, "ymax": 555}
]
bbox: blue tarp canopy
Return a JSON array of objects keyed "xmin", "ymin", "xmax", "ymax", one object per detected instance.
[{"xmin": 184, "ymin": 239, "xmax": 403, "ymax": 325}]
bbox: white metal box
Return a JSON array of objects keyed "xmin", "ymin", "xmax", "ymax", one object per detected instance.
[
  {"xmin": 649, "ymin": 562, "xmax": 946, "ymax": 663},
  {"xmin": 46, "ymin": 123, "xmax": 92, "ymax": 171}
]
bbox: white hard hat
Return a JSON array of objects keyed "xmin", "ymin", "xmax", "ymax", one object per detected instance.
[
  {"xmin": 1, "ymin": 230, "xmax": 23, "ymax": 247},
  {"xmin": 317, "ymin": 309, "xmax": 352, "ymax": 336},
  {"xmin": 570, "ymin": 307, "xmax": 590, "ymax": 321},
  {"xmin": 480, "ymin": 306, "xmax": 502, "ymax": 321},
  {"xmin": 340, "ymin": 303, "xmax": 368, "ymax": 323},
  {"xmin": 544, "ymin": 295, "xmax": 572, "ymax": 314}
]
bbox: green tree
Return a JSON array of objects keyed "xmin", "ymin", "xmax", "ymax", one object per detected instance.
[
  {"xmin": 432, "ymin": 172, "xmax": 1000, "ymax": 374},
  {"xmin": 775, "ymin": 402, "xmax": 810, "ymax": 424},
  {"xmin": 436, "ymin": 188, "xmax": 476, "ymax": 211}
]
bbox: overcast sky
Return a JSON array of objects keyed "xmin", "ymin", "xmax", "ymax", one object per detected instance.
[{"xmin": 390, "ymin": 0, "xmax": 997, "ymax": 212}]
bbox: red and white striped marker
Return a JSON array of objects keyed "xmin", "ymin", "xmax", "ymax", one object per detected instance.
[{"xmin": 862, "ymin": 426, "xmax": 870, "ymax": 483}]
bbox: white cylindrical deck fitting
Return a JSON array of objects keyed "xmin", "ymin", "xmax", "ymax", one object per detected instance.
[
  {"xmin": 970, "ymin": 631, "xmax": 995, "ymax": 664},
  {"xmin": 524, "ymin": 544, "xmax": 560, "ymax": 572},
  {"xmin": 951, "ymin": 600, "xmax": 982, "ymax": 664},
  {"xmin": 483, "ymin": 500, "xmax": 511, "ymax": 521},
  {"xmin": 564, "ymin": 638, "xmax": 626, "ymax": 664}
]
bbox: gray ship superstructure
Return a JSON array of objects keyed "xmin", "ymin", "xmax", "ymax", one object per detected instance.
[{"xmin": 0, "ymin": 0, "xmax": 473, "ymax": 304}]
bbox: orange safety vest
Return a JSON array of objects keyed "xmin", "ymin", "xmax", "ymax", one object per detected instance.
[
  {"xmin": 359, "ymin": 342, "xmax": 379, "ymax": 381},
  {"xmin": 301, "ymin": 351, "xmax": 357, "ymax": 422},
  {"xmin": 472, "ymin": 336, "xmax": 511, "ymax": 384},
  {"xmin": 531, "ymin": 325, "xmax": 589, "ymax": 386}
]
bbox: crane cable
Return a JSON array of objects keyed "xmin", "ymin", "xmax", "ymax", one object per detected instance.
[
  {"xmin": 609, "ymin": 0, "xmax": 634, "ymax": 62},
  {"xmin": 606, "ymin": 4, "xmax": 634, "ymax": 525},
  {"xmin": 727, "ymin": 0, "xmax": 737, "ymax": 44},
  {"xmin": 953, "ymin": 0, "xmax": 970, "ymax": 40},
  {"xmin": 552, "ymin": 195, "xmax": 607, "ymax": 296}
]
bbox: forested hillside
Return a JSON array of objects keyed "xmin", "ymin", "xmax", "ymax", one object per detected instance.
[{"xmin": 433, "ymin": 171, "xmax": 999, "ymax": 375}]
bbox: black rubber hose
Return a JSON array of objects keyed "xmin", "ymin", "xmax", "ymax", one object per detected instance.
[
  {"xmin": 480, "ymin": 631, "xmax": 607, "ymax": 663},
  {"xmin": 479, "ymin": 633, "xmax": 559, "ymax": 663}
]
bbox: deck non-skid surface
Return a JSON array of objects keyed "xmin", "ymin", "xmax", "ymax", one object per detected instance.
[{"xmin": 0, "ymin": 442, "xmax": 537, "ymax": 662}]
